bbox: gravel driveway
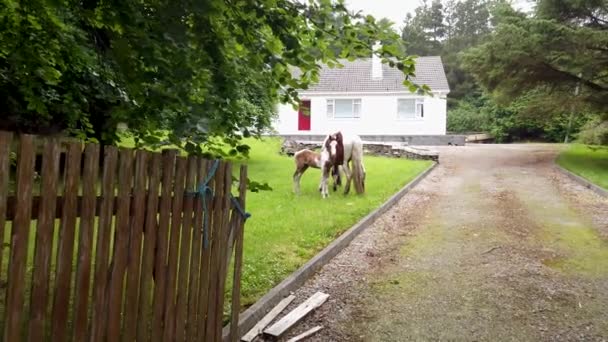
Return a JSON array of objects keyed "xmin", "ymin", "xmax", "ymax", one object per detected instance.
[{"xmin": 262, "ymin": 144, "xmax": 608, "ymax": 342}]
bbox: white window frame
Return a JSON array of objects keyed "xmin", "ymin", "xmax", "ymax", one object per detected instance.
[
  {"xmin": 326, "ymin": 99, "xmax": 361, "ymax": 119},
  {"xmin": 397, "ymin": 98, "xmax": 424, "ymax": 120}
]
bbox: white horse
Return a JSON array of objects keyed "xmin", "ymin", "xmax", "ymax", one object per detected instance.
[{"xmin": 319, "ymin": 131, "xmax": 366, "ymax": 198}]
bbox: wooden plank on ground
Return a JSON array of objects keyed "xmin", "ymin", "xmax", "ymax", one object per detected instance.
[
  {"xmin": 241, "ymin": 295, "xmax": 295, "ymax": 342},
  {"xmin": 71, "ymin": 143, "xmax": 100, "ymax": 342},
  {"xmin": 0, "ymin": 131, "xmax": 12, "ymax": 287},
  {"xmin": 51, "ymin": 141, "xmax": 83, "ymax": 341},
  {"xmin": 106, "ymin": 148, "xmax": 134, "ymax": 340},
  {"xmin": 137, "ymin": 153, "xmax": 162, "ymax": 342},
  {"xmin": 229, "ymin": 165, "xmax": 248, "ymax": 342},
  {"xmin": 3, "ymin": 134, "xmax": 35, "ymax": 342},
  {"xmin": 174, "ymin": 156, "xmax": 197, "ymax": 342},
  {"xmin": 27, "ymin": 138, "xmax": 61, "ymax": 342},
  {"xmin": 161, "ymin": 156, "xmax": 187, "ymax": 341},
  {"xmin": 286, "ymin": 326, "xmax": 323, "ymax": 342},
  {"xmin": 122, "ymin": 150, "xmax": 148, "ymax": 342},
  {"xmin": 263, "ymin": 292, "xmax": 329, "ymax": 339},
  {"xmin": 90, "ymin": 146, "xmax": 118, "ymax": 342},
  {"xmin": 151, "ymin": 149, "xmax": 177, "ymax": 342},
  {"xmin": 186, "ymin": 158, "xmax": 207, "ymax": 340}
]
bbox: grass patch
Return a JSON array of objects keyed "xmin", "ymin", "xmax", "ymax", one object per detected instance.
[
  {"xmin": 239, "ymin": 138, "xmax": 432, "ymax": 306},
  {"xmin": 556, "ymin": 144, "xmax": 608, "ymax": 190}
]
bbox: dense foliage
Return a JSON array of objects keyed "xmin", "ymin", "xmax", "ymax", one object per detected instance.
[
  {"xmin": 403, "ymin": 0, "xmax": 607, "ymax": 143},
  {"xmin": 0, "ymin": 0, "xmax": 419, "ymax": 153},
  {"xmin": 462, "ymin": 0, "xmax": 608, "ymax": 116}
]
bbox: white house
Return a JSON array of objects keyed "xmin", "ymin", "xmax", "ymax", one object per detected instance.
[{"xmin": 273, "ymin": 54, "xmax": 451, "ymax": 141}]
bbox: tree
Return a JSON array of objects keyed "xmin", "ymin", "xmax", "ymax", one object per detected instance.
[
  {"xmin": 461, "ymin": 0, "xmax": 608, "ymax": 116},
  {"xmin": 0, "ymin": 0, "xmax": 420, "ymax": 154}
]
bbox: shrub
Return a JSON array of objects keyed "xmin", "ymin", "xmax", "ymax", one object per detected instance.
[{"xmin": 577, "ymin": 119, "xmax": 608, "ymax": 146}]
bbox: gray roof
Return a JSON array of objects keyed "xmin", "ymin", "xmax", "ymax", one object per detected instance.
[{"xmin": 297, "ymin": 56, "xmax": 450, "ymax": 94}]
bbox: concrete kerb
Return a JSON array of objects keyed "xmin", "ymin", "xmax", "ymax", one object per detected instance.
[
  {"xmin": 222, "ymin": 161, "xmax": 439, "ymax": 341},
  {"xmin": 556, "ymin": 165, "xmax": 608, "ymax": 198}
]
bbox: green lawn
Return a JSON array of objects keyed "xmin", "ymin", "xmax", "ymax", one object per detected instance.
[
  {"xmin": 239, "ymin": 138, "xmax": 432, "ymax": 306},
  {"xmin": 556, "ymin": 144, "xmax": 608, "ymax": 190}
]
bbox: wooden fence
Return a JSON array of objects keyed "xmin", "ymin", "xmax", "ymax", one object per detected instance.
[{"xmin": 0, "ymin": 131, "xmax": 248, "ymax": 341}]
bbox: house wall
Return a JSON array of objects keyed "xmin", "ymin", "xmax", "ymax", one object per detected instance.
[{"xmin": 273, "ymin": 93, "xmax": 447, "ymax": 136}]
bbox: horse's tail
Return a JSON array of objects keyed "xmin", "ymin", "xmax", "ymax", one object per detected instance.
[{"xmin": 351, "ymin": 140, "xmax": 365, "ymax": 194}]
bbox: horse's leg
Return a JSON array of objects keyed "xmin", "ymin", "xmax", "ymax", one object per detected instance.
[
  {"xmin": 342, "ymin": 161, "xmax": 353, "ymax": 195},
  {"xmin": 320, "ymin": 166, "xmax": 330, "ymax": 198},
  {"xmin": 293, "ymin": 165, "xmax": 308, "ymax": 194}
]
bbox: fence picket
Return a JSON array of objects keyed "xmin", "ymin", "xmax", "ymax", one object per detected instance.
[
  {"xmin": 90, "ymin": 146, "xmax": 119, "ymax": 342},
  {"xmin": 186, "ymin": 159, "xmax": 207, "ymax": 340},
  {"xmin": 204, "ymin": 161, "xmax": 227, "ymax": 342},
  {"xmin": 0, "ymin": 131, "xmax": 12, "ymax": 295},
  {"xmin": 215, "ymin": 163, "xmax": 233, "ymax": 341},
  {"xmin": 3, "ymin": 134, "xmax": 35, "ymax": 342},
  {"xmin": 28, "ymin": 139, "xmax": 61, "ymax": 342},
  {"xmin": 106, "ymin": 148, "xmax": 134, "ymax": 340},
  {"xmin": 175, "ymin": 156, "xmax": 197, "ymax": 341},
  {"xmin": 151, "ymin": 150, "xmax": 177, "ymax": 342},
  {"xmin": 50, "ymin": 141, "xmax": 83, "ymax": 341},
  {"xmin": 229, "ymin": 165, "xmax": 248, "ymax": 342},
  {"xmin": 71, "ymin": 143, "xmax": 100, "ymax": 341},
  {"xmin": 137, "ymin": 153, "xmax": 162, "ymax": 342},
  {"xmin": 122, "ymin": 150, "xmax": 148, "ymax": 342},
  {"xmin": 162, "ymin": 156, "xmax": 187, "ymax": 341}
]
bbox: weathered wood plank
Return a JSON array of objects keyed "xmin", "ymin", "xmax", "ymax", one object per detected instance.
[
  {"xmin": 27, "ymin": 138, "xmax": 61, "ymax": 342},
  {"xmin": 161, "ymin": 156, "xmax": 187, "ymax": 341},
  {"xmin": 151, "ymin": 150, "xmax": 177, "ymax": 342},
  {"xmin": 0, "ymin": 131, "xmax": 12, "ymax": 289},
  {"xmin": 241, "ymin": 295, "xmax": 295, "ymax": 342},
  {"xmin": 137, "ymin": 153, "xmax": 162, "ymax": 342},
  {"xmin": 71, "ymin": 143, "xmax": 100, "ymax": 342},
  {"xmin": 174, "ymin": 156, "xmax": 197, "ymax": 342},
  {"xmin": 263, "ymin": 292, "xmax": 329, "ymax": 339},
  {"xmin": 215, "ymin": 162, "xmax": 233, "ymax": 341},
  {"xmin": 3, "ymin": 134, "xmax": 36, "ymax": 342},
  {"xmin": 106, "ymin": 148, "xmax": 134, "ymax": 340},
  {"xmin": 50, "ymin": 141, "xmax": 83, "ymax": 341},
  {"xmin": 195, "ymin": 160, "xmax": 217, "ymax": 341},
  {"xmin": 286, "ymin": 326, "xmax": 323, "ymax": 342},
  {"xmin": 186, "ymin": 158, "xmax": 207, "ymax": 340},
  {"xmin": 230, "ymin": 165, "xmax": 249, "ymax": 342},
  {"xmin": 122, "ymin": 150, "xmax": 148, "ymax": 342},
  {"xmin": 204, "ymin": 161, "xmax": 227, "ymax": 342},
  {"xmin": 90, "ymin": 146, "xmax": 119, "ymax": 342}
]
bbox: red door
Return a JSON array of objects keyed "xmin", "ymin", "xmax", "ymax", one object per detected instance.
[{"xmin": 298, "ymin": 100, "xmax": 311, "ymax": 131}]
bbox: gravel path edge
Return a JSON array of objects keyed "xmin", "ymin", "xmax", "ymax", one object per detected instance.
[{"xmin": 555, "ymin": 164, "xmax": 608, "ymax": 198}]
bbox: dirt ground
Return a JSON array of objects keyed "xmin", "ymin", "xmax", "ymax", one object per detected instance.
[{"xmin": 262, "ymin": 144, "xmax": 608, "ymax": 342}]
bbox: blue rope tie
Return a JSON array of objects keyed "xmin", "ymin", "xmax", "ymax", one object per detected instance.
[
  {"xmin": 195, "ymin": 159, "xmax": 220, "ymax": 249},
  {"xmin": 230, "ymin": 194, "xmax": 251, "ymax": 221}
]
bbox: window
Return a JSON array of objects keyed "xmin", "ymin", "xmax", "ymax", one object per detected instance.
[
  {"xmin": 397, "ymin": 98, "xmax": 424, "ymax": 120},
  {"xmin": 326, "ymin": 99, "xmax": 361, "ymax": 119}
]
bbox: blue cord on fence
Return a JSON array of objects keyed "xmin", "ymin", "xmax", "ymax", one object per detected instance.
[
  {"xmin": 191, "ymin": 159, "xmax": 219, "ymax": 249},
  {"xmin": 230, "ymin": 194, "xmax": 251, "ymax": 221}
]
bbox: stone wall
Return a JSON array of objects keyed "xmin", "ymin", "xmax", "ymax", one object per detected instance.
[
  {"xmin": 273, "ymin": 134, "xmax": 465, "ymax": 146},
  {"xmin": 280, "ymin": 139, "xmax": 439, "ymax": 162}
]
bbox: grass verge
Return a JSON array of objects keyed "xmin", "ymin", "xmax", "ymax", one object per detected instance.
[{"xmin": 556, "ymin": 144, "xmax": 608, "ymax": 190}]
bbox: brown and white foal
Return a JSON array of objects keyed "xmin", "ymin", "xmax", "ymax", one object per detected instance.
[{"xmin": 292, "ymin": 149, "xmax": 340, "ymax": 195}]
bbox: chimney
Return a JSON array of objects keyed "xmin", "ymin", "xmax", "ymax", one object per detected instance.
[{"xmin": 372, "ymin": 41, "xmax": 382, "ymax": 79}]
